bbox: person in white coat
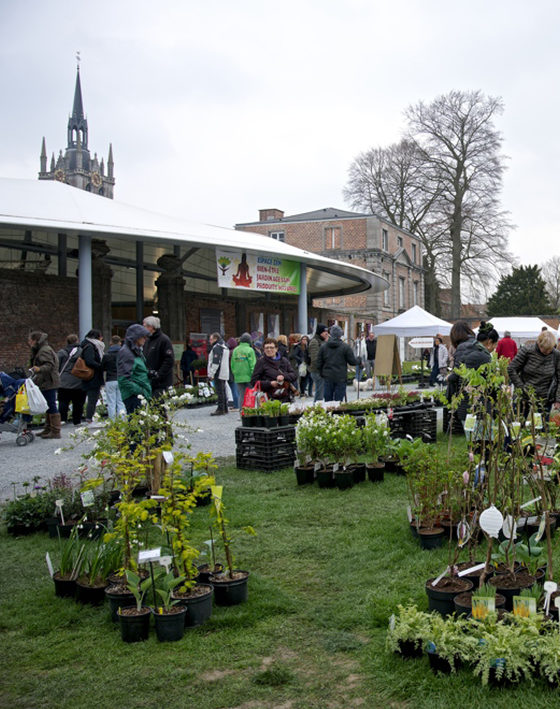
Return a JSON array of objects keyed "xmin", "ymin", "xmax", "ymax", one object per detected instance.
[
  {"xmin": 429, "ymin": 336, "xmax": 449, "ymax": 386},
  {"xmin": 353, "ymin": 333, "xmax": 367, "ymax": 382},
  {"xmin": 208, "ymin": 332, "xmax": 230, "ymax": 416}
]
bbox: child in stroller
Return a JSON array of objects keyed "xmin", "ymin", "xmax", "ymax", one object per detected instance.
[{"xmin": 0, "ymin": 372, "xmax": 36, "ymax": 446}]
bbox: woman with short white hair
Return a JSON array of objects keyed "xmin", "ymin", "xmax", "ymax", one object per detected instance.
[{"xmin": 508, "ymin": 330, "xmax": 560, "ymax": 414}]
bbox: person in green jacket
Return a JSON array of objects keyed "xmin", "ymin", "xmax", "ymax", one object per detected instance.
[
  {"xmin": 230, "ymin": 332, "xmax": 257, "ymax": 408},
  {"xmin": 117, "ymin": 324, "xmax": 152, "ymax": 415}
]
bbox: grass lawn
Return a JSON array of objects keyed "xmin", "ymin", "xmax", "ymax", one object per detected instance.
[{"xmin": 2, "ymin": 434, "xmax": 559, "ymax": 709}]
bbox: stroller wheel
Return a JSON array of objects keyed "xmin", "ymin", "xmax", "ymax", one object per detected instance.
[
  {"xmin": 16, "ymin": 434, "xmax": 29, "ymax": 446},
  {"xmin": 25, "ymin": 431, "xmax": 35, "ymax": 442}
]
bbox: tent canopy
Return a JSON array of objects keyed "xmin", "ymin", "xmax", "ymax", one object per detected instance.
[
  {"xmin": 372, "ymin": 305, "xmax": 452, "ymax": 337},
  {"xmin": 476, "ymin": 317, "xmax": 557, "ymax": 339}
]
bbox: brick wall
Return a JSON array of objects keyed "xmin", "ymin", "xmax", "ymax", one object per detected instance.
[{"xmin": 0, "ymin": 268, "xmax": 79, "ymax": 371}]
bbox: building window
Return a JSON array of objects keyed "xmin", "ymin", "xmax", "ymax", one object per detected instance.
[
  {"xmin": 397, "ymin": 236, "xmax": 403, "ymax": 248},
  {"xmin": 325, "ymin": 226, "xmax": 341, "ymax": 249},
  {"xmin": 412, "ymin": 243, "xmax": 417, "ymax": 263},
  {"xmin": 399, "ymin": 277, "xmax": 406, "ymax": 309},
  {"xmin": 382, "ymin": 229, "xmax": 388, "ymax": 251},
  {"xmin": 269, "ymin": 231, "xmax": 285, "ymax": 242},
  {"xmin": 413, "ymin": 281, "xmax": 419, "ymax": 305}
]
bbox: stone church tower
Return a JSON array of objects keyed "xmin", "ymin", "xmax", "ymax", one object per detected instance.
[{"xmin": 39, "ymin": 65, "xmax": 115, "ymax": 198}]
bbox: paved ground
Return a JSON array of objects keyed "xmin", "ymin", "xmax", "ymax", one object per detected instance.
[{"xmin": 0, "ymin": 383, "xmax": 438, "ymax": 501}]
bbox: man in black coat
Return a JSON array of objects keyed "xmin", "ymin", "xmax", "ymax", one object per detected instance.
[
  {"xmin": 143, "ymin": 316, "xmax": 175, "ymax": 398},
  {"xmin": 317, "ymin": 325, "xmax": 357, "ymax": 402}
]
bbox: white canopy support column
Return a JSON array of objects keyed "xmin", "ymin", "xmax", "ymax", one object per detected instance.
[
  {"xmin": 298, "ymin": 262, "xmax": 307, "ymax": 334},
  {"xmin": 78, "ymin": 234, "xmax": 92, "ymax": 338}
]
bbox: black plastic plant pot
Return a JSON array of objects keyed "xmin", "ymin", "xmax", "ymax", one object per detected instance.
[
  {"xmin": 241, "ymin": 416, "xmax": 254, "ymax": 428},
  {"xmin": 294, "ymin": 465, "xmax": 315, "ymax": 485},
  {"xmin": 118, "ymin": 607, "xmax": 151, "ymax": 643},
  {"xmin": 210, "ymin": 570, "xmax": 249, "ymax": 606},
  {"xmin": 105, "ymin": 585, "xmax": 136, "ymax": 622},
  {"xmin": 349, "ymin": 463, "xmax": 366, "ymax": 483},
  {"xmin": 396, "ymin": 639, "xmax": 423, "ymax": 658},
  {"xmin": 418, "ymin": 527, "xmax": 445, "ymax": 550},
  {"xmin": 173, "ymin": 584, "xmax": 213, "ymax": 627},
  {"xmin": 366, "ymin": 463, "xmax": 385, "ymax": 483},
  {"xmin": 427, "ymin": 650, "xmax": 459, "ymax": 675},
  {"xmin": 152, "ymin": 607, "xmax": 187, "ymax": 642},
  {"xmin": 317, "ymin": 469, "xmax": 335, "ymax": 489},
  {"xmin": 197, "ymin": 563, "xmax": 224, "ymax": 584},
  {"xmin": 425, "ymin": 577, "xmax": 473, "ymax": 617},
  {"xmin": 75, "ymin": 578, "xmax": 108, "ymax": 605},
  {"xmin": 53, "ymin": 572, "xmax": 76, "ymax": 599},
  {"xmin": 278, "ymin": 415, "xmax": 291, "ymax": 426},
  {"xmin": 335, "ymin": 471, "xmax": 354, "ymax": 490}
]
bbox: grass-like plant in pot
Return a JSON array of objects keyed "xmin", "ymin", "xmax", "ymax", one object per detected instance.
[
  {"xmin": 52, "ymin": 522, "xmax": 87, "ymax": 597},
  {"xmin": 75, "ymin": 534, "xmax": 118, "ymax": 604}
]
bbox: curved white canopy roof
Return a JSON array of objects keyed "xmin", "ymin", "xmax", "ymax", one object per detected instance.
[
  {"xmin": 0, "ymin": 178, "xmax": 388, "ymax": 299},
  {"xmin": 474, "ymin": 317, "xmax": 557, "ymax": 339}
]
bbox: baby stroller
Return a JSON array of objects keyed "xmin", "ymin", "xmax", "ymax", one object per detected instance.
[{"xmin": 0, "ymin": 372, "xmax": 35, "ymax": 446}]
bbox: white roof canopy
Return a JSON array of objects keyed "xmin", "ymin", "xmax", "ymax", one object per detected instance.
[
  {"xmin": 0, "ymin": 178, "xmax": 388, "ymax": 300},
  {"xmin": 372, "ymin": 305, "xmax": 452, "ymax": 337},
  {"xmin": 475, "ymin": 317, "xmax": 557, "ymax": 339}
]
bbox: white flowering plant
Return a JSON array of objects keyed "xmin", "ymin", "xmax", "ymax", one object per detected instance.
[{"xmin": 361, "ymin": 413, "xmax": 391, "ymax": 464}]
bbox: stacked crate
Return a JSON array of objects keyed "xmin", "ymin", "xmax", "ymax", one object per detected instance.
[{"xmin": 235, "ymin": 426, "xmax": 296, "ymax": 471}]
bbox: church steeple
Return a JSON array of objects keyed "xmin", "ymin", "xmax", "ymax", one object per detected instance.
[{"xmin": 67, "ymin": 65, "xmax": 88, "ymax": 149}]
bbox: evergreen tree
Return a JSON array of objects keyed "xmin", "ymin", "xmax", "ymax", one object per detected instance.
[{"xmin": 487, "ymin": 265, "xmax": 552, "ymax": 316}]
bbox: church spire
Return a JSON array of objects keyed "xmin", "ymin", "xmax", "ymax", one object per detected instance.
[
  {"xmin": 67, "ymin": 60, "xmax": 88, "ymax": 149},
  {"xmin": 40, "ymin": 137, "xmax": 47, "ymax": 173}
]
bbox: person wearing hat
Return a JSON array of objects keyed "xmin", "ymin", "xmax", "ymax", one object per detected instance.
[
  {"xmin": 317, "ymin": 325, "xmax": 358, "ymax": 402},
  {"xmin": 308, "ymin": 323, "xmax": 330, "ymax": 401},
  {"xmin": 117, "ymin": 324, "xmax": 152, "ymax": 415}
]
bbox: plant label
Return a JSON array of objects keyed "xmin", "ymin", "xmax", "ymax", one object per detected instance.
[
  {"xmin": 554, "ymin": 596, "xmax": 560, "ymax": 610},
  {"xmin": 513, "ymin": 597, "xmax": 536, "ymax": 617},
  {"xmin": 332, "ymin": 463, "xmax": 339, "ymax": 473},
  {"xmin": 432, "ymin": 566, "xmax": 450, "ymax": 587},
  {"xmin": 457, "ymin": 520, "xmax": 470, "ymax": 548},
  {"xmin": 458, "ymin": 562, "xmax": 486, "ymax": 577},
  {"xmin": 502, "ymin": 515, "xmax": 517, "ymax": 540},
  {"xmin": 536, "ymin": 516, "xmax": 547, "ymax": 542},
  {"xmin": 544, "ymin": 581, "xmax": 557, "ymax": 614},
  {"xmin": 314, "ymin": 463, "xmax": 321, "ymax": 472},
  {"xmin": 510, "ymin": 421, "xmax": 521, "ymax": 437},
  {"xmin": 520, "ymin": 496, "xmax": 542, "ymax": 510},
  {"xmin": 138, "ymin": 548, "xmax": 161, "ymax": 563},
  {"xmin": 55, "ymin": 499, "xmax": 65, "ymax": 525},
  {"xmin": 389, "ymin": 614, "xmax": 395, "ymax": 631},
  {"xmin": 150, "ymin": 495, "xmax": 166, "ymax": 500},
  {"xmin": 406, "ymin": 506, "xmax": 412, "ymax": 523},
  {"xmin": 162, "ymin": 451, "xmax": 174, "ymax": 465},
  {"xmin": 479, "ymin": 505, "xmax": 503, "ymax": 538},
  {"xmin": 80, "ymin": 490, "xmax": 95, "ymax": 508},
  {"xmin": 159, "ymin": 555, "xmax": 172, "ymax": 572},
  {"xmin": 464, "ymin": 413, "xmax": 476, "ymax": 432},
  {"xmin": 472, "ymin": 597, "xmax": 495, "ymax": 620},
  {"xmin": 45, "ymin": 552, "xmax": 54, "ymax": 578}
]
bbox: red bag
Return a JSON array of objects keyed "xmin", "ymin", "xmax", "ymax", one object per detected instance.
[{"xmin": 243, "ymin": 382, "xmax": 267, "ymax": 408}]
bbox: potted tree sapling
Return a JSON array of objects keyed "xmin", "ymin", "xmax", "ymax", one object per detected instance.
[{"xmin": 209, "ymin": 484, "xmax": 256, "ymax": 605}]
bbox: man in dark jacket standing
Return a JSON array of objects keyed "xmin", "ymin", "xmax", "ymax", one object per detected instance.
[
  {"xmin": 365, "ymin": 331, "xmax": 377, "ymax": 386},
  {"xmin": 143, "ymin": 316, "xmax": 175, "ymax": 398},
  {"xmin": 102, "ymin": 336, "xmax": 126, "ymax": 419},
  {"xmin": 308, "ymin": 323, "xmax": 329, "ymax": 401},
  {"xmin": 317, "ymin": 325, "xmax": 357, "ymax": 402}
]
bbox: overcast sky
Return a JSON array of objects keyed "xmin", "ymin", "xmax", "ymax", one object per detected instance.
[{"xmin": 1, "ymin": 0, "xmax": 558, "ymax": 272}]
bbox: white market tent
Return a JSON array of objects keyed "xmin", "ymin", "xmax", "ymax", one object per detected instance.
[
  {"xmin": 475, "ymin": 317, "xmax": 557, "ymax": 339},
  {"xmin": 372, "ymin": 305, "xmax": 452, "ymax": 337}
]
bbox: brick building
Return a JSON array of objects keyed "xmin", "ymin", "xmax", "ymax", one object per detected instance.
[{"xmin": 235, "ymin": 208, "xmax": 423, "ymax": 338}]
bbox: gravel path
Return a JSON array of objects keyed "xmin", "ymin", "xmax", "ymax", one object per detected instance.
[{"xmin": 0, "ymin": 383, "xmax": 434, "ymax": 501}]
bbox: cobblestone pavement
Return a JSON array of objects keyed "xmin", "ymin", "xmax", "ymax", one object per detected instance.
[{"xmin": 0, "ymin": 383, "xmax": 434, "ymax": 501}]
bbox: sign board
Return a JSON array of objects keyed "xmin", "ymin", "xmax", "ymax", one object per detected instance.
[
  {"xmin": 374, "ymin": 334, "xmax": 402, "ymax": 384},
  {"xmin": 138, "ymin": 548, "xmax": 162, "ymax": 563},
  {"xmin": 408, "ymin": 337, "xmax": 434, "ymax": 349},
  {"xmin": 216, "ymin": 249, "xmax": 300, "ymax": 295}
]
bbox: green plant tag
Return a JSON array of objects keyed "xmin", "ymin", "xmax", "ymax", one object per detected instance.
[
  {"xmin": 464, "ymin": 413, "xmax": 476, "ymax": 432},
  {"xmin": 513, "ymin": 597, "xmax": 536, "ymax": 617},
  {"xmin": 80, "ymin": 490, "xmax": 94, "ymax": 508},
  {"xmin": 472, "ymin": 597, "xmax": 495, "ymax": 620}
]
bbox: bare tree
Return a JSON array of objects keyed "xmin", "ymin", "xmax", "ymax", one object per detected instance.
[
  {"xmin": 405, "ymin": 90, "xmax": 512, "ymax": 317},
  {"xmin": 541, "ymin": 256, "xmax": 560, "ymax": 312},
  {"xmin": 345, "ymin": 91, "xmax": 513, "ymax": 317}
]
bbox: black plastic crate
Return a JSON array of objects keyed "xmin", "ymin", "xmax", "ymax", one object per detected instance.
[
  {"xmin": 236, "ymin": 441, "xmax": 295, "ymax": 458},
  {"xmin": 236, "ymin": 451, "xmax": 295, "ymax": 471},
  {"xmin": 235, "ymin": 426, "xmax": 296, "ymax": 445}
]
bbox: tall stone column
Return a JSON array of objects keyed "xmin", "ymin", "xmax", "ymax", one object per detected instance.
[
  {"xmin": 91, "ymin": 239, "xmax": 113, "ymax": 341},
  {"xmin": 155, "ymin": 254, "xmax": 186, "ymax": 342}
]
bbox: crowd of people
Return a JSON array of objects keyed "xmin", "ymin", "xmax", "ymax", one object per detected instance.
[{"xmin": 17, "ymin": 317, "xmax": 560, "ymax": 436}]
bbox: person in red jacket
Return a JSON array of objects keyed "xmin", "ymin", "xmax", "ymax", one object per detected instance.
[{"xmin": 496, "ymin": 331, "xmax": 518, "ymax": 361}]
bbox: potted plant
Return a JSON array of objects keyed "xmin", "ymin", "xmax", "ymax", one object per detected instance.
[
  {"xmin": 52, "ymin": 523, "xmax": 87, "ymax": 598},
  {"xmin": 75, "ymin": 535, "xmax": 115, "ymax": 605},
  {"xmin": 118, "ymin": 569, "xmax": 153, "ymax": 643},
  {"xmin": 151, "ymin": 570, "xmax": 188, "ymax": 642},
  {"xmin": 472, "ymin": 615, "xmax": 537, "ymax": 686},
  {"xmin": 385, "ymin": 604, "xmax": 431, "ymax": 658},
  {"xmin": 362, "ymin": 412, "xmax": 390, "ymax": 482},
  {"xmin": 209, "ymin": 485, "xmax": 255, "ymax": 605},
  {"xmin": 423, "ymin": 613, "xmax": 472, "ymax": 674}
]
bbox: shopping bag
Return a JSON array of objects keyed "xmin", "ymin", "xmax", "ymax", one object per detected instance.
[
  {"xmin": 242, "ymin": 381, "xmax": 268, "ymax": 408},
  {"xmin": 25, "ymin": 378, "xmax": 49, "ymax": 414},
  {"xmin": 15, "ymin": 384, "xmax": 31, "ymax": 414}
]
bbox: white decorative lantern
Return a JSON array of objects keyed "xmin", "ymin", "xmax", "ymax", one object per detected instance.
[{"xmin": 479, "ymin": 505, "xmax": 504, "ymax": 539}]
